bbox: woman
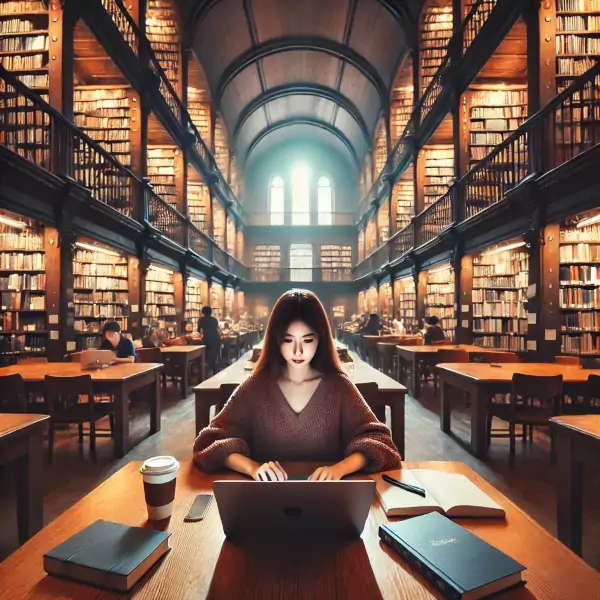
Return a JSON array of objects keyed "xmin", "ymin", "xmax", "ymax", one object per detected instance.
[{"xmin": 193, "ymin": 289, "xmax": 401, "ymax": 481}]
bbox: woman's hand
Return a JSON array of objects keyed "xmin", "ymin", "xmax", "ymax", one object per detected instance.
[
  {"xmin": 253, "ymin": 461, "xmax": 288, "ymax": 481},
  {"xmin": 308, "ymin": 463, "xmax": 348, "ymax": 481}
]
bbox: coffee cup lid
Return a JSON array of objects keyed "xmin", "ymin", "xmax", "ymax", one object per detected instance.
[{"xmin": 141, "ymin": 456, "xmax": 179, "ymax": 475}]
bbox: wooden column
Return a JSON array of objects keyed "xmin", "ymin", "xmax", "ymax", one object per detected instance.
[
  {"xmin": 57, "ymin": 230, "xmax": 75, "ymax": 359},
  {"xmin": 415, "ymin": 149, "xmax": 425, "ymax": 215},
  {"xmin": 44, "ymin": 227, "xmax": 62, "ymax": 361},
  {"xmin": 138, "ymin": 258, "xmax": 150, "ymax": 331},
  {"xmin": 416, "ymin": 267, "xmax": 427, "ymax": 329},
  {"xmin": 48, "ymin": 2, "xmax": 74, "ymax": 117},
  {"xmin": 173, "ymin": 270, "xmax": 184, "ymax": 336},
  {"xmin": 174, "ymin": 148, "xmax": 186, "ymax": 215},
  {"xmin": 128, "ymin": 256, "xmax": 142, "ymax": 339},
  {"xmin": 539, "ymin": 223, "xmax": 561, "ymax": 360},
  {"xmin": 128, "ymin": 90, "xmax": 145, "ymax": 179},
  {"xmin": 458, "ymin": 251, "xmax": 473, "ymax": 344}
]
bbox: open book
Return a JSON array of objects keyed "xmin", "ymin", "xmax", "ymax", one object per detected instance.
[{"xmin": 372, "ymin": 469, "xmax": 505, "ymax": 518}]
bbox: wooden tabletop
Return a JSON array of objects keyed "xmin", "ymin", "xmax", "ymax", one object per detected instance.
[
  {"xmin": 0, "ymin": 413, "xmax": 49, "ymax": 441},
  {"xmin": 397, "ymin": 344, "xmax": 514, "ymax": 355},
  {"xmin": 1, "ymin": 460, "xmax": 598, "ymax": 599},
  {"xmin": 436, "ymin": 362, "xmax": 600, "ymax": 383},
  {"xmin": 0, "ymin": 362, "xmax": 163, "ymax": 382},
  {"xmin": 194, "ymin": 351, "xmax": 406, "ymax": 393},
  {"xmin": 551, "ymin": 415, "xmax": 600, "ymax": 440},
  {"xmin": 160, "ymin": 346, "xmax": 205, "ymax": 354}
]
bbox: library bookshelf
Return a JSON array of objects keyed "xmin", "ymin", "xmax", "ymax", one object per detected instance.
[
  {"xmin": 394, "ymin": 166, "xmax": 414, "ymax": 231},
  {"xmin": 226, "ymin": 216, "xmax": 235, "ymax": 257},
  {"xmin": 146, "ymin": 0, "xmax": 180, "ymax": 91},
  {"xmin": 374, "ymin": 117, "xmax": 387, "ymax": 179},
  {"xmin": 422, "ymin": 146, "xmax": 453, "ymax": 209},
  {"xmin": 377, "ymin": 202, "xmax": 390, "ymax": 244},
  {"xmin": 225, "ymin": 286, "xmax": 234, "ymax": 318},
  {"xmin": 471, "ymin": 243, "xmax": 529, "ymax": 352},
  {"xmin": 253, "ymin": 245, "xmax": 281, "ymax": 282},
  {"xmin": 213, "ymin": 116, "xmax": 229, "ymax": 179},
  {"xmin": 391, "ymin": 86, "xmax": 413, "ymax": 146},
  {"xmin": 212, "ymin": 200, "xmax": 225, "ymax": 249},
  {"xmin": 211, "ymin": 282, "xmax": 224, "ymax": 320},
  {"xmin": 184, "ymin": 276, "xmax": 207, "ymax": 332},
  {"xmin": 0, "ymin": 213, "xmax": 47, "ymax": 364},
  {"xmin": 425, "ymin": 264, "xmax": 456, "ymax": 342},
  {"xmin": 394, "ymin": 275, "xmax": 418, "ymax": 332},
  {"xmin": 73, "ymin": 242, "xmax": 129, "ymax": 350},
  {"xmin": 147, "ymin": 145, "xmax": 178, "ymax": 208},
  {"xmin": 187, "ymin": 87, "xmax": 210, "ymax": 142},
  {"xmin": 145, "ymin": 264, "xmax": 177, "ymax": 338},
  {"xmin": 379, "ymin": 281, "xmax": 393, "ymax": 317},
  {"xmin": 420, "ymin": 3, "xmax": 453, "ymax": 94},
  {"xmin": 320, "ymin": 245, "xmax": 352, "ymax": 282},
  {"xmin": 187, "ymin": 180, "xmax": 208, "ymax": 232}
]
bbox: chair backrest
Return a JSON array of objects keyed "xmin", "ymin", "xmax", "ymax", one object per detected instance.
[
  {"xmin": 437, "ymin": 349, "xmax": 469, "ymax": 363},
  {"xmin": 585, "ymin": 374, "xmax": 600, "ymax": 405},
  {"xmin": 474, "ymin": 352, "xmax": 522, "ymax": 363},
  {"xmin": 581, "ymin": 358, "xmax": 600, "ymax": 369},
  {"xmin": 218, "ymin": 383, "xmax": 239, "ymax": 413},
  {"xmin": 554, "ymin": 356, "xmax": 580, "ymax": 366},
  {"xmin": 136, "ymin": 347, "xmax": 163, "ymax": 363},
  {"xmin": 44, "ymin": 374, "xmax": 95, "ymax": 416},
  {"xmin": 0, "ymin": 373, "xmax": 27, "ymax": 412},
  {"xmin": 355, "ymin": 382, "xmax": 385, "ymax": 422},
  {"xmin": 511, "ymin": 373, "xmax": 563, "ymax": 408}
]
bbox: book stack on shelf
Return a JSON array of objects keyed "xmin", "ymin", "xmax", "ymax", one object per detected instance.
[
  {"xmin": 468, "ymin": 88, "xmax": 528, "ymax": 165},
  {"xmin": 187, "ymin": 88, "xmax": 210, "ymax": 141},
  {"xmin": 374, "ymin": 120, "xmax": 388, "ymax": 178},
  {"xmin": 394, "ymin": 167, "xmax": 414, "ymax": 231},
  {"xmin": 145, "ymin": 265, "xmax": 177, "ymax": 338},
  {"xmin": 73, "ymin": 243, "xmax": 129, "ymax": 350},
  {"xmin": 226, "ymin": 217, "xmax": 235, "ymax": 256},
  {"xmin": 425, "ymin": 265, "xmax": 456, "ymax": 342},
  {"xmin": 212, "ymin": 201, "xmax": 225, "ymax": 248},
  {"xmin": 559, "ymin": 219, "xmax": 600, "ymax": 356},
  {"xmin": 211, "ymin": 283, "xmax": 224, "ymax": 320},
  {"xmin": 423, "ymin": 146, "xmax": 453, "ymax": 208},
  {"xmin": 213, "ymin": 117, "xmax": 229, "ymax": 176},
  {"xmin": 146, "ymin": 0, "xmax": 179, "ymax": 88},
  {"xmin": 394, "ymin": 276, "xmax": 418, "ymax": 332},
  {"xmin": 184, "ymin": 276, "xmax": 204, "ymax": 332},
  {"xmin": 365, "ymin": 218, "xmax": 377, "ymax": 257},
  {"xmin": 358, "ymin": 290, "xmax": 367, "ymax": 314},
  {"xmin": 378, "ymin": 202, "xmax": 390, "ymax": 243},
  {"xmin": 225, "ymin": 287, "xmax": 234, "ymax": 318},
  {"xmin": 472, "ymin": 244, "xmax": 529, "ymax": 352},
  {"xmin": 0, "ymin": 1, "xmax": 49, "ymax": 91},
  {"xmin": 379, "ymin": 282, "xmax": 392, "ymax": 317},
  {"xmin": 357, "ymin": 230, "xmax": 365, "ymax": 264},
  {"xmin": 0, "ymin": 215, "xmax": 46, "ymax": 363},
  {"xmin": 74, "ymin": 87, "xmax": 131, "ymax": 167},
  {"xmin": 366, "ymin": 286, "xmax": 379, "ymax": 314},
  {"xmin": 420, "ymin": 4, "xmax": 453, "ymax": 94},
  {"xmin": 391, "ymin": 87, "xmax": 413, "ymax": 145},
  {"xmin": 187, "ymin": 181, "xmax": 207, "ymax": 232},
  {"xmin": 321, "ymin": 245, "xmax": 352, "ymax": 282},
  {"xmin": 253, "ymin": 245, "xmax": 280, "ymax": 282},
  {"xmin": 147, "ymin": 146, "xmax": 178, "ymax": 207},
  {"xmin": 555, "ymin": 0, "xmax": 600, "ymax": 93}
]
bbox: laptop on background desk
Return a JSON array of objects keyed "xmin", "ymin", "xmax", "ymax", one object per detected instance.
[
  {"xmin": 213, "ymin": 480, "xmax": 375, "ymax": 539},
  {"xmin": 80, "ymin": 349, "xmax": 116, "ymax": 370}
]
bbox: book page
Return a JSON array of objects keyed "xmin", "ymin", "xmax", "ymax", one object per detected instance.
[
  {"xmin": 410, "ymin": 470, "xmax": 505, "ymax": 518},
  {"xmin": 372, "ymin": 469, "xmax": 443, "ymax": 517}
]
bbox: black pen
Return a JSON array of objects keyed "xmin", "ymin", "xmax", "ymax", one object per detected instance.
[{"xmin": 382, "ymin": 474, "xmax": 427, "ymax": 498}]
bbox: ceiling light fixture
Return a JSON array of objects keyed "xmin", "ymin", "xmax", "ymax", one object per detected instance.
[
  {"xmin": 0, "ymin": 215, "xmax": 27, "ymax": 229},
  {"xmin": 150, "ymin": 264, "xmax": 173, "ymax": 275},
  {"xmin": 576, "ymin": 213, "xmax": 600, "ymax": 228},
  {"xmin": 483, "ymin": 241, "xmax": 526, "ymax": 256},
  {"xmin": 75, "ymin": 242, "xmax": 121, "ymax": 257},
  {"xmin": 429, "ymin": 264, "xmax": 451, "ymax": 274}
]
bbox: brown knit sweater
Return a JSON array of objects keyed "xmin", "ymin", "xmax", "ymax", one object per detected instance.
[{"xmin": 192, "ymin": 371, "xmax": 402, "ymax": 473}]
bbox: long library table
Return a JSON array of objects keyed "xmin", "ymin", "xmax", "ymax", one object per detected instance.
[
  {"xmin": 436, "ymin": 362, "xmax": 600, "ymax": 458},
  {"xmin": 1, "ymin": 460, "xmax": 599, "ymax": 599},
  {"xmin": 194, "ymin": 351, "xmax": 407, "ymax": 457},
  {"xmin": 0, "ymin": 413, "xmax": 49, "ymax": 543},
  {"xmin": 159, "ymin": 345, "xmax": 205, "ymax": 398},
  {"xmin": 551, "ymin": 415, "xmax": 600, "ymax": 556},
  {"xmin": 397, "ymin": 344, "xmax": 515, "ymax": 398},
  {"xmin": 0, "ymin": 363, "xmax": 163, "ymax": 458}
]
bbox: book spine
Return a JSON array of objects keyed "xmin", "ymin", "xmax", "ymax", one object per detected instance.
[{"xmin": 379, "ymin": 525, "xmax": 462, "ymax": 600}]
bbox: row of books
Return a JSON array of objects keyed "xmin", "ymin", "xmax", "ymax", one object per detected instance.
[
  {"xmin": 75, "ymin": 318, "xmax": 127, "ymax": 333},
  {"xmin": 471, "ymin": 119, "xmax": 522, "ymax": 131},
  {"xmin": 472, "ymin": 302, "xmax": 526, "ymax": 318},
  {"xmin": 146, "ymin": 305, "xmax": 176, "ymax": 317},
  {"xmin": 473, "ymin": 274, "xmax": 528, "ymax": 289},
  {"xmin": 561, "ymin": 311, "xmax": 600, "ymax": 331},
  {"xmin": 0, "ymin": 273, "xmax": 45, "ymax": 290},
  {"xmin": 145, "ymin": 292, "xmax": 175, "ymax": 305},
  {"xmin": 0, "ymin": 252, "xmax": 44, "ymax": 270},
  {"xmin": 556, "ymin": 0, "xmax": 600, "ymax": 11},
  {"xmin": 560, "ymin": 287, "xmax": 600, "ymax": 307},
  {"xmin": 74, "ymin": 305, "xmax": 128, "ymax": 318},
  {"xmin": 556, "ymin": 35, "xmax": 600, "ymax": 54},
  {"xmin": 0, "ymin": 53, "xmax": 44, "ymax": 71},
  {"xmin": 561, "ymin": 334, "xmax": 600, "ymax": 356},
  {"xmin": 473, "ymin": 259, "xmax": 528, "ymax": 276},
  {"xmin": 0, "ymin": 230, "xmax": 42, "ymax": 249},
  {"xmin": 560, "ymin": 244, "xmax": 600, "ymax": 262},
  {"xmin": 1, "ymin": 312, "xmax": 44, "ymax": 330},
  {"xmin": 74, "ymin": 276, "xmax": 128, "ymax": 290},
  {"xmin": 556, "ymin": 15, "xmax": 600, "ymax": 31},
  {"xmin": 145, "ymin": 281, "xmax": 174, "ymax": 293},
  {"xmin": 557, "ymin": 57, "xmax": 597, "ymax": 76},
  {"xmin": 473, "ymin": 335, "xmax": 526, "ymax": 351},
  {"xmin": 0, "ymin": 35, "xmax": 46, "ymax": 52},
  {"xmin": 74, "ymin": 292, "xmax": 129, "ymax": 304},
  {"xmin": 473, "ymin": 318, "xmax": 527, "ymax": 334},
  {"xmin": 73, "ymin": 264, "xmax": 127, "ymax": 277},
  {"xmin": 471, "ymin": 106, "xmax": 526, "ymax": 120},
  {"xmin": 560, "ymin": 265, "xmax": 599, "ymax": 283},
  {"xmin": 0, "ymin": 334, "xmax": 46, "ymax": 354},
  {"xmin": 0, "ymin": 291, "xmax": 44, "ymax": 309},
  {"xmin": 14, "ymin": 73, "xmax": 48, "ymax": 87},
  {"xmin": 471, "ymin": 289, "xmax": 523, "ymax": 303},
  {"xmin": 561, "ymin": 225, "xmax": 600, "ymax": 241}
]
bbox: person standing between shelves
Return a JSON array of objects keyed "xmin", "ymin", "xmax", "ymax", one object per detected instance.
[
  {"xmin": 198, "ymin": 306, "xmax": 222, "ymax": 375},
  {"xmin": 101, "ymin": 321, "xmax": 136, "ymax": 363},
  {"xmin": 423, "ymin": 316, "xmax": 446, "ymax": 345},
  {"xmin": 193, "ymin": 289, "xmax": 401, "ymax": 481}
]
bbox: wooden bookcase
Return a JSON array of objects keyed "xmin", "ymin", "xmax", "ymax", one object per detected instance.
[
  {"xmin": 212, "ymin": 200, "xmax": 225, "ymax": 249},
  {"xmin": 379, "ymin": 281, "xmax": 392, "ymax": 317},
  {"xmin": 187, "ymin": 180, "xmax": 208, "ymax": 232},
  {"xmin": 226, "ymin": 216, "xmax": 235, "ymax": 256},
  {"xmin": 0, "ymin": 213, "xmax": 47, "ymax": 363},
  {"xmin": 471, "ymin": 243, "xmax": 529, "ymax": 351},
  {"xmin": 357, "ymin": 229, "xmax": 365, "ymax": 264},
  {"xmin": 210, "ymin": 282, "xmax": 224, "ymax": 320},
  {"xmin": 253, "ymin": 245, "xmax": 280, "ymax": 282},
  {"xmin": 145, "ymin": 264, "xmax": 177, "ymax": 338},
  {"xmin": 373, "ymin": 117, "xmax": 387, "ymax": 179},
  {"xmin": 213, "ymin": 116, "xmax": 229, "ymax": 179},
  {"xmin": 366, "ymin": 286, "xmax": 378, "ymax": 314},
  {"xmin": 422, "ymin": 146, "xmax": 453, "ymax": 209},
  {"xmin": 420, "ymin": 3, "xmax": 453, "ymax": 95},
  {"xmin": 320, "ymin": 245, "xmax": 352, "ymax": 282},
  {"xmin": 425, "ymin": 264, "xmax": 455, "ymax": 342},
  {"xmin": 394, "ymin": 275, "xmax": 418, "ymax": 332},
  {"xmin": 358, "ymin": 290, "xmax": 367, "ymax": 313},
  {"xmin": 377, "ymin": 201, "xmax": 390, "ymax": 243},
  {"xmin": 73, "ymin": 86, "xmax": 131, "ymax": 167},
  {"xmin": 73, "ymin": 241, "xmax": 129, "ymax": 350},
  {"xmin": 187, "ymin": 87, "xmax": 210, "ymax": 142},
  {"xmin": 146, "ymin": 0, "xmax": 180, "ymax": 90},
  {"xmin": 147, "ymin": 145, "xmax": 178, "ymax": 207},
  {"xmin": 391, "ymin": 87, "xmax": 413, "ymax": 146},
  {"xmin": 225, "ymin": 286, "xmax": 234, "ymax": 318},
  {"xmin": 394, "ymin": 166, "xmax": 415, "ymax": 231},
  {"xmin": 365, "ymin": 217, "xmax": 377, "ymax": 257},
  {"xmin": 559, "ymin": 216, "xmax": 600, "ymax": 356},
  {"xmin": 184, "ymin": 275, "xmax": 207, "ymax": 332}
]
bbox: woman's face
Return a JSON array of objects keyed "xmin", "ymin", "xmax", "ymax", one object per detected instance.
[{"xmin": 280, "ymin": 320, "xmax": 319, "ymax": 369}]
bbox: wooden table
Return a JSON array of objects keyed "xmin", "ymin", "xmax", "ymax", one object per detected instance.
[
  {"xmin": 436, "ymin": 363, "xmax": 600, "ymax": 458},
  {"xmin": 551, "ymin": 415, "xmax": 600, "ymax": 556},
  {"xmin": 397, "ymin": 344, "xmax": 514, "ymax": 398},
  {"xmin": 1, "ymin": 460, "xmax": 599, "ymax": 599},
  {"xmin": 0, "ymin": 413, "xmax": 49, "ymax": 543},
  {"xmin": 0, "ymin": 363, "xmax": 163, "ymax": 458},
  {"xmin": 194, "ymin": 351, "xmax": 407, "ymax": 457},
  {"xmin": 160, "ymin": 346, "xmax": 205, "ymax": 398}
]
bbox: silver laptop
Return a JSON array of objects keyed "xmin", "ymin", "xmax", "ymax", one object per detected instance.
[
  {"xmin": 80, "ymin": 349, "xmax": 116, "ymax": 370},
  {"xmin": 213, "ymin": 480, "xmax": 375, "ymax": 539}
]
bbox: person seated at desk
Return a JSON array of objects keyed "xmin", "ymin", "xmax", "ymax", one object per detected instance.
[
  {"xmin": 101, "ymin": 321, "xmax": 136, "ymax": 363},
  {"xmin": 193, "ymin": 289, "xmax": 401, "ymax": 482},
  {"xmin": 423, "ymin": 316, "xmax": 446, "ymax": 345},
  {"xmin": 358, "ymin": 313, "xmax": 380, "ymax": 335},
  {"xmin": 392, "ymin": 318, "xmax": 406, "ymax": 336},
  {"xmin": 141, "ymin": 326, "xmax": 164, "ymax": 349},
  {"xmin": 198, "ymin": 306, "xmax": 222, "ymax": 375}
]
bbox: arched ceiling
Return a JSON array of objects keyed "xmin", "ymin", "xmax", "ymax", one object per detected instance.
[{"xmin": 185, "ymin": 0, "xmax": 416, "ymax": 169}]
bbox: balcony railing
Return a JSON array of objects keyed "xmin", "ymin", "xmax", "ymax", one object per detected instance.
[
  {"xmin": 188, "ymin": 223, "xmax": 213, "ymax": 263},
  {"xmin": 415, "ymin": 191, "xmax": 453, "ymax": 248},
  {"xmin": 419, "ymin": 54, "xmax": 451, "ymax": 125},
  {"xmin": 146, "ymin": 191, "xmax": 187, "ymax": 248},
  {"xmin": 246, "ymin": 212, "xmax": 356, "ymax": 226},
  {"xmin": 390, "ymin": 224, "xmax": 414, "ymax": 262},
  {"xmin": 250, "ymin": 267, "xmax": 353, "ymax": 283},
  {"xmin": 462, "ymin": 0, "xmax": 499, "ymax": 55},
  {"xmin": 100, "ymin": 0, "xmax": 139, "ymax": 56}
]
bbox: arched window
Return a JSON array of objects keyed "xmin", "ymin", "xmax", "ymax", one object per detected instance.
[
  {"xmin": 269, "ymin": 176, "xmax": 285, "ymax": 225},
  {"xmin": 317, "ymin": 176, "xmax": 333, "ymax": 225},
  {"xmin": 291, "ymin": 164, "xmax": 310, "ymax": 225}
]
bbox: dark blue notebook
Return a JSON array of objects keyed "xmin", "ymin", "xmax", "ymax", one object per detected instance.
[
  {"xmin": 44, "ymin": 519, "xmax": 171, "ymax": 592},
  {"xmin": 380, "ymin": 512, "xmax": 525, "ymax": 600}
]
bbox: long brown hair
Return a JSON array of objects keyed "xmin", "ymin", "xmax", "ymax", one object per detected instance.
[{"xmin": 254, "ymin": 289, "xmax": 344, "ymax": 377}]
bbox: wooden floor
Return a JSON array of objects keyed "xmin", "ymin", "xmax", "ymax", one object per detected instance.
[{"xmin": 1, "ymin": 381, "xmax": 599, "ymax": 571}]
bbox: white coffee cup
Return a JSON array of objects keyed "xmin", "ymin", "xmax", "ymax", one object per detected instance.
[{"xmin": 140, "ymin": 456, "xmax": 180, "ymax": 521}]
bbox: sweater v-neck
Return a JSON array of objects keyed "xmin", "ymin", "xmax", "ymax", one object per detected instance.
[{"xmin": 274, "ymin": 375, "xmax": 326, "ymax": 417}]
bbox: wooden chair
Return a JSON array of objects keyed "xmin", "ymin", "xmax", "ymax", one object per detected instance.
[
  {"xmin": 582, "ymin": 374, "xmax": 600, "ymax": 415},
  {"xmin": 0, "ymin": 373, "xmax": 27, "ymax": 413},
  {"xmin": 355, "ymin": 382, "xmax": 386, "ymax": 424},
  {"xmin": 217, "ymin": 383, "xmax": 239, "ymax": 417},
  {"xmin": 554, "ymin": 356, "xmax": 580, "ymax": 366},
  {"xmin": 487, "ymin": 373, "xmax": 563, "ymax": 467},
  {"xmin": 44, "ymin": 374, "xmax": 115, "ymax": 464},
  {"xmin": 581, "ymin": 358, "xmax": 600, "ymax": 369}
]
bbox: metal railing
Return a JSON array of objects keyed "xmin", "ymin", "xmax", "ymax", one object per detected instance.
[
  {"xmin": 390, "ymin": 224, "xmax": 414, "ymax": 262},
  {"xmin": 250, "ymin": 267, "xmax": 353, "ymax": 283},
  {"xmin": 462, "ymin": 0, "xmax": 499, "ymax": 55},
  {"xmin": 100, "ymin": 0, "xmax": 139, "ymax": 56},
  {"xmin": 246, "ymin": 212, "xmax": 356, "ymax": 226},
  {"xmin": 188, "ymin": 223, "xmax": 213, "ymax": 262},
  {"xmin": 419, "ymin": 54, "xmax": 451, "ymax": 124},
  {"xmin": 146, "ymin": 190, "xmax": 187, "ymax": 247},
  {"xmin": 416, "ymin": 191, "xmax": 453, "ymax": 248}
]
